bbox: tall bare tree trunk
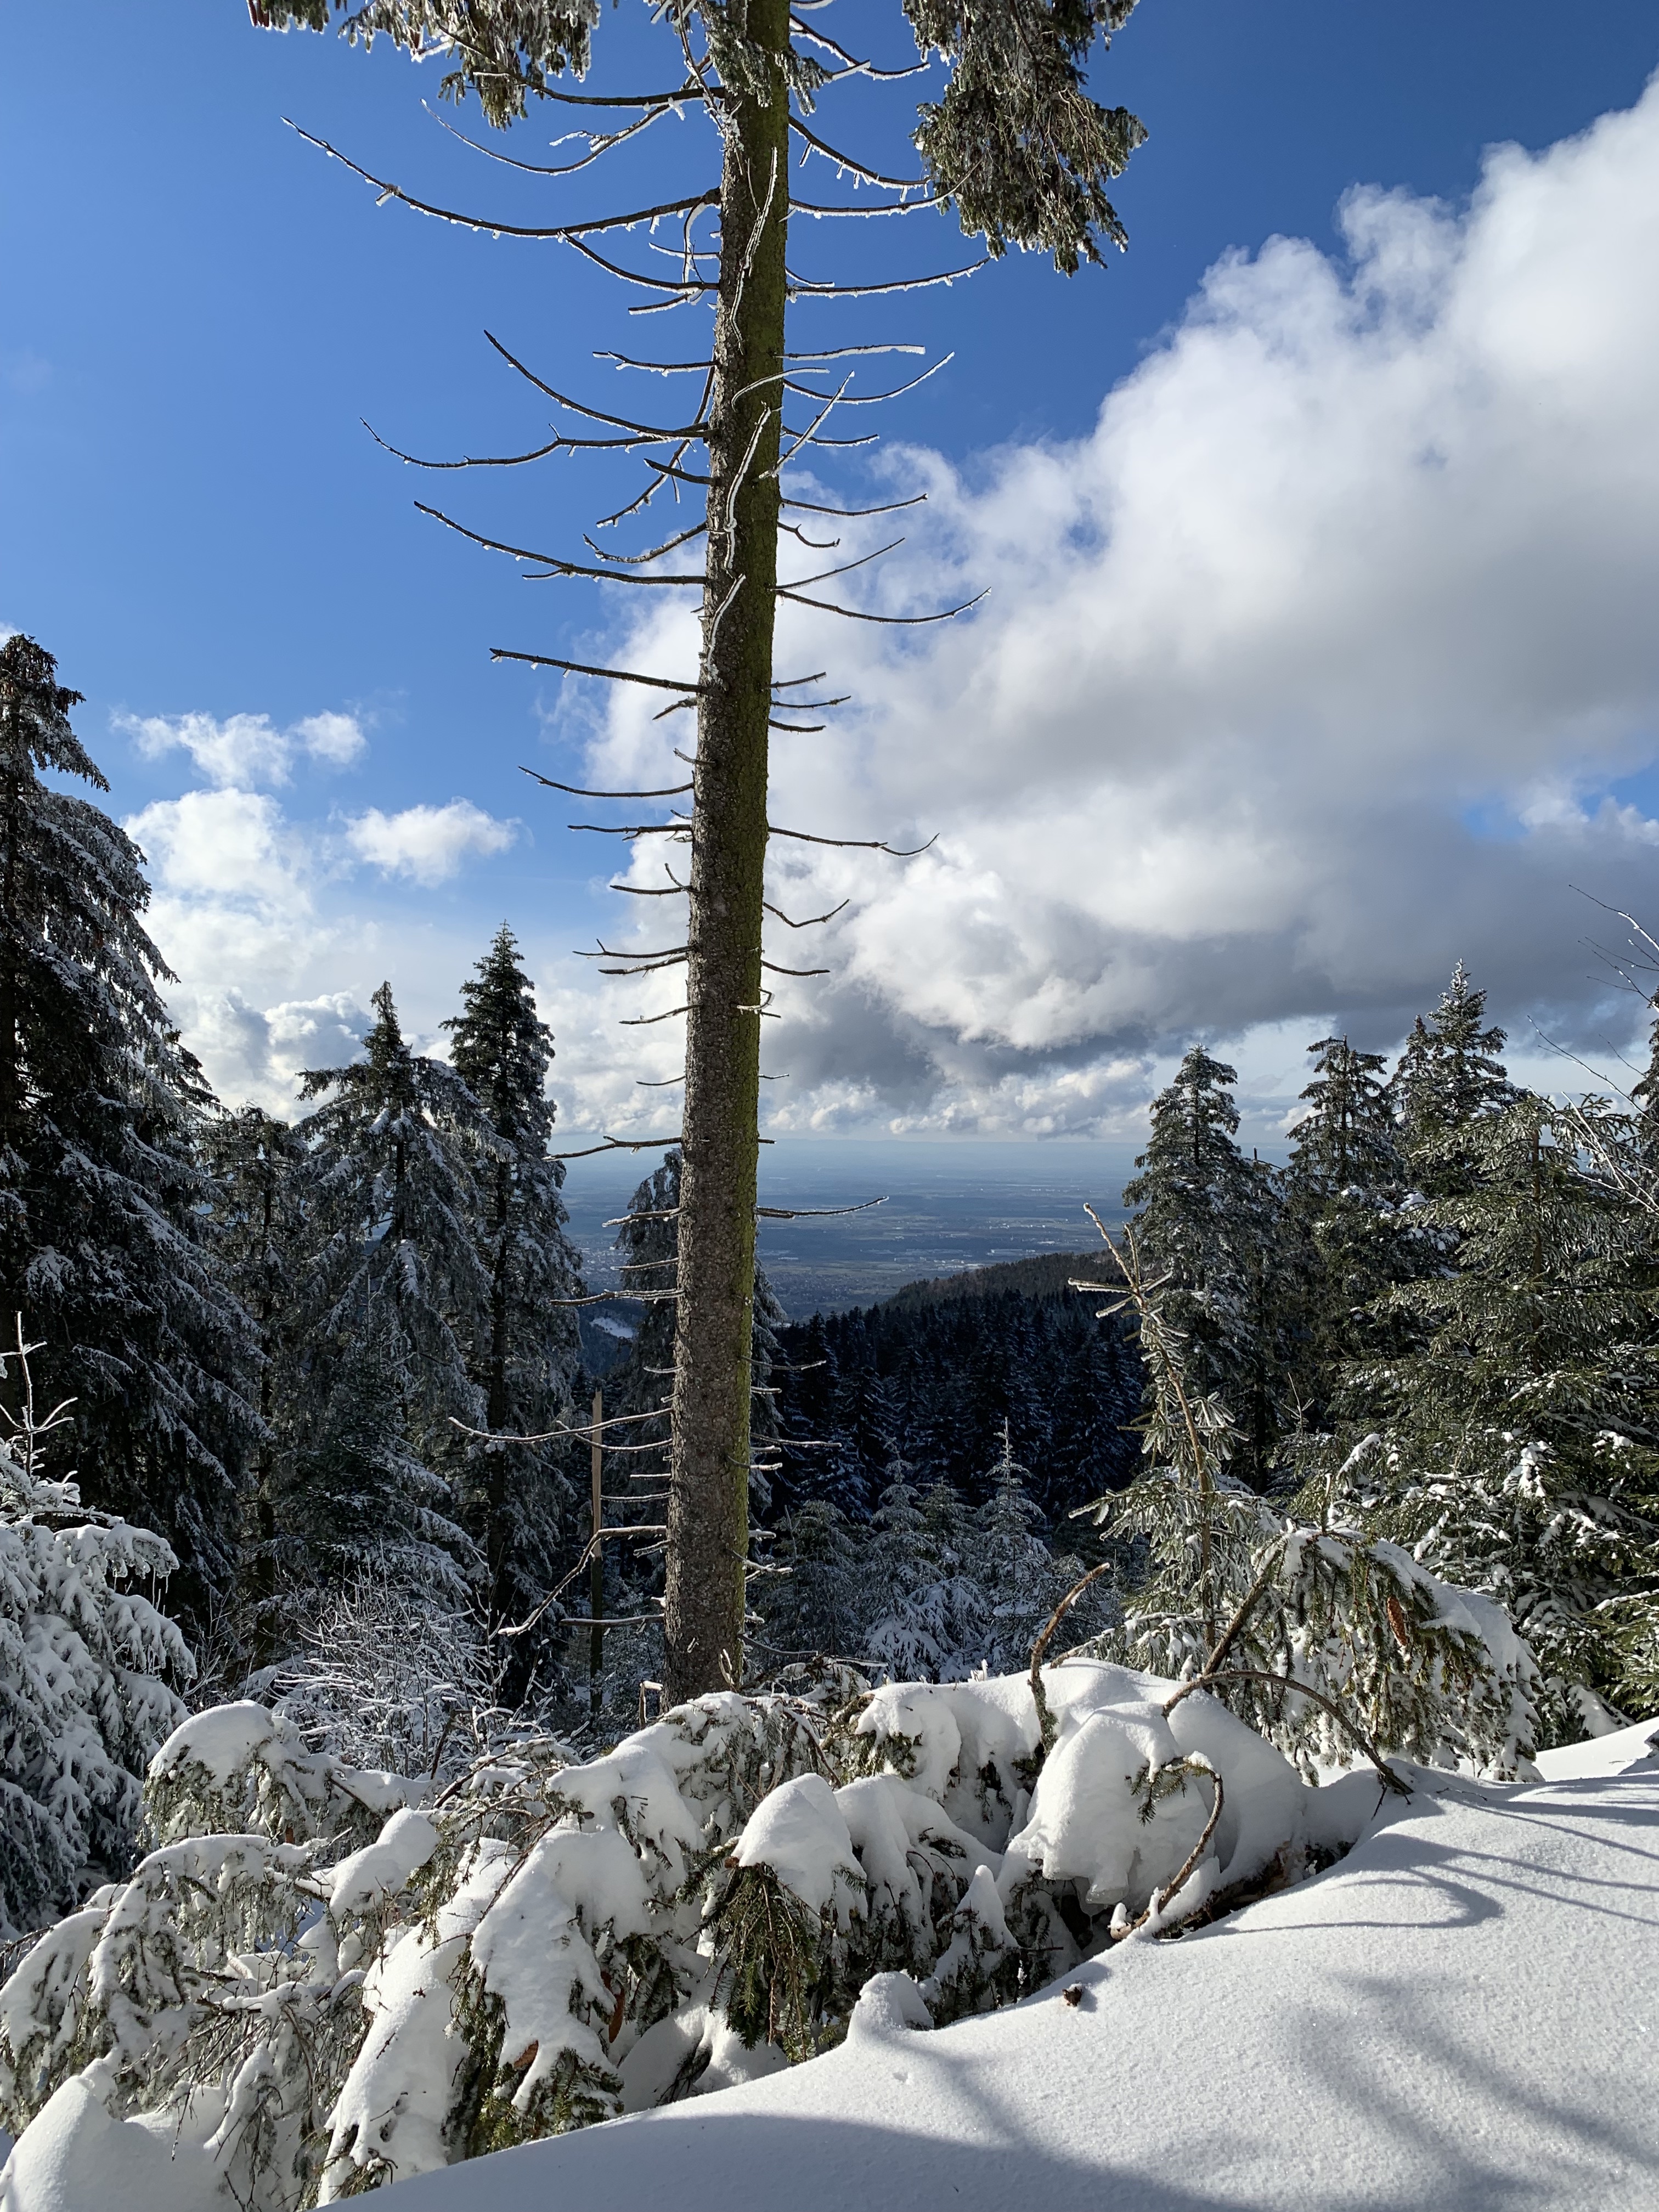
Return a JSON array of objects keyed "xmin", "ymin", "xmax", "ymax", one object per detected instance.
[{"xmin": 664, "ymin": 2, "xmax": 789, "ymax": 1703}]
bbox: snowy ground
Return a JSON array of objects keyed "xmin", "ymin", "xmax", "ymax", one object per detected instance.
[{"xmin": 390, "ymin": 1724, "xmax": 1659, "ymax": 2212}]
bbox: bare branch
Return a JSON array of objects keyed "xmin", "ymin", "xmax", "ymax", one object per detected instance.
[
  {"xmin": 288, "ymin": 121, "xmax": 719, "ymax": 252},
  {"xmin": 363, "ymin": 419, "xmax": 572, "ymax": 472},
  {"xmin": 784, "ymin": 492, "xmax": 926, "ymax": 519},
  {"xmin": 787, "ymin": 263, "xmax": 990, "ymax": 298},
  {"xmin": 526, "ymin": 81, "xmax": 704, "ymax": 108},
  {"xmin": 785, "ymin": 356, "xmax": 951, "ymax": 405},
  {"xmin": 522, "ymin": 772, "xmax": 695, "ymax": 798},
  {"xmin": 754, "ymin": 1197, "xmax": 887, "ymax": 1219},
  {"xmin": 778, "ymin": 586, "xmax": 986, "ymax": 625},
  {"xmin": 484, "ymin": 331, "xmax": 707, "ymax": 439},
  {"xmin": 787, "ymin": 116, "xmax": 928, "ymax": 191},
  {"xmin": 791, "ymin": 194, "xmax": 945, "ymax": 218},
  {"xmin": 583, "ymin": 522, "xmax": 708, "ymax": 564},
  {"xmin": 786, "ymin": 344, "xmax": 926, "ymax": 361},
  {"xmin": 768, "ymin": 823, "xmax": 937, "ymax": 856},
  {"xmin": 764, "ymin": 897, "xmax": 849, "ymax": 928},
  {"xmin": 778, "ymin": 537, "xmax": 904, "ymax": 590},
  {"xmin": 551, "ymin": 1136, "xmax": 682, "ymax": 1160},
  {"xmin": 417, "ymin": 503, "xmax": 706, "ymax": 584},
  {"xmin": 421, "ymin": 95, "xmax": 679, "ymax": 178},
  {"xmin": 595, "ymin": 352, "xmax": 715, "ymax": 374},
  {"xmin": 494, "ymin": 651, "xmax": 701, "ymax": 693}
]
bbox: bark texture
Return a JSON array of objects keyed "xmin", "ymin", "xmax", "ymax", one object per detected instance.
[{"xmin": 664, "ymin": 5, "xmax": 790, "ymax": 1703}]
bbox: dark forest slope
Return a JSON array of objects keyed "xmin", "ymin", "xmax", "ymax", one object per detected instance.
[{"xmin": 770, "ymin": 1261, "xmax": 1141, "ymax": 1530}]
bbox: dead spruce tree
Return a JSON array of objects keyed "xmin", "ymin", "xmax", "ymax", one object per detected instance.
[{"xmin": 251, "ymin": 0, "xmax": 1149, "ymax": 1701}]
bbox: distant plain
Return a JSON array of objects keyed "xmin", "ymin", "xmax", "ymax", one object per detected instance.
[{"xmin": 560, "ymin": 1139, "xmax": 1137, "ymax": 1322}]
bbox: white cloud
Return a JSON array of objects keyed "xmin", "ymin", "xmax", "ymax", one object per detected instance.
[
  {"xmin": 118, "ymin": 706, "xmax": 366, "ymax": 787},
  {"xmin": 128, "ymin": 787, "xmax": 304, "ymax": 905},
  {"xmin": 343, "ymin": 800, "xmax": 518, "ymax": 885},
  {"xmin": 291, "ymin": 710, "xmax": 366, "ymax": 767},
  {"xmin": 583, "ymin": 76, "xmax": 1659, "ymax": 1136}
]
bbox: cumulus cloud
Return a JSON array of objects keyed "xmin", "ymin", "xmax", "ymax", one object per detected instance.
[
  {"xmin": 343, "ymin": 800, "xmax": 518, "ymax": 885},
  {"xmin": 579, "ymin": 76, "xmax": 1659, "ymax": 1136},
  {"xmin": 119, "ymin": 706, "xmax": 366, "ymax": 787}
]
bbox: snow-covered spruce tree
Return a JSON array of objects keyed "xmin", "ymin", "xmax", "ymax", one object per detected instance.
[
  {"xmin": 1391, "ymin": 961, "xmax": 1517, "ymax": 1192},
  {"xmin": 276, "ymin": 1300, "xmax": 476, "ymax": 1605},
  {"xmin": 0, "ymin": 633, "xmax": 257, "ymax": 1624},
  {"xmin": 0, "ymin": 1329, "xmax": 191, "ymax": 1938},
  {"xmin": 1123, "ymin": 1046, "xmax": 1292, "ymax": 1486},
  {"xmin": 285, "ymin": 982, "xmax": 492, "ymax": 1605},
  {"xmin": 443, "ymin": 925, "xmax": 584, "ymax": 1623},
  {"xmin": 200, "ymin": 1105, "xmax": 308, "ymax": 1666},
  {"xmin": 758, "ymin": 1498, "xmax": 867, "ymax": 1663},
  {"xmin": 1284, "ymin": 1034, "xmax": 1422, "ymax": 1402},
  {"xmin": 967, "ymin": 1426, "xmax": 1114, "ymax": 1674},
  {"xmin": 860, "ymin": 1469, "xmax": 986, "ymax": 1682},
  {"xmin": 1073, "ymin": 1218, "xmax": 1539, "ymax": 1779},
  {"xmin": 1314, "ymin": 1093, "xmax": 1659, "ymax": 1739}
]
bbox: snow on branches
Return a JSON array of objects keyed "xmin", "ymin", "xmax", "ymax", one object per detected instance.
[
  {"xmin": 0, "ymin": 1327, "xmax": 192, "ymax": 1940},
  {"xmin": 0, "ymin": 1590, "xmax": 1550, "ymax": 2212}
]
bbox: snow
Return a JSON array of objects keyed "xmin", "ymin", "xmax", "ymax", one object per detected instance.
[
  {"xmin": 390, "ymin": 1731, "xmax": 1659, "ymax": 2212},
  {"xmin": 0, "ymin": 2067, "xmax": 218, "ymax": 2212},
  {"xmin": 733, "ymin": 1775, "xmax": 861, "ymax": 1925},
  {"xmin": 326, "ymin": 1805, "xmax": 439, "ymax": 1920},
  {"xmin": 148, "ymin": 1701, "xmax": 276, "ymax": 1789}
]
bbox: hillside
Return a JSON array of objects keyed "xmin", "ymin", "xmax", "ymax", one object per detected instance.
[{"xmin": 880, "ymin": 1252, "xmax": 1115, "ymax": 1312}]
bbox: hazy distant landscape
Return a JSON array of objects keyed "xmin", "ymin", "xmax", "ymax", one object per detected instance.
[{"xmin": 561, "ymin": 1139, "xmax": 1137, "ymax": 1320}]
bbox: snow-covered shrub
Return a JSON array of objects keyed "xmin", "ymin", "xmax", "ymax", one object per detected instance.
[
  {"xmin": 0, "ymin": 1468, "xmax": 1546, "ymax": 2212},
  {"xmin": 0, "ymin": 1331, "xmax": 193, "ymax": 1938},
  {"xmin": 0, "ymin": 1658, "xmax": 1331, "ymax": 2204},
  {"xmin": 0, "ymin": 1701, "xmax": 418, "ymax": 2207},
  {"xmin": 145, "ymin": 1700, "xmax": 409, "ymax": 1853}
]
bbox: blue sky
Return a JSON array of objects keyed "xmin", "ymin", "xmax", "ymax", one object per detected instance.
[{"xmin": 4, "ymin": 1, "xmax": 1659, "ymax": 1156}]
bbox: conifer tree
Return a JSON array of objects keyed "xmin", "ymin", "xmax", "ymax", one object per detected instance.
[
  {"xmin": 1321, "ymin": 1093, "xmax": 1659, "ymax": 1736},
  {"xmin": 287, "ymin": 981, "xmax": 492, "ymax": 1600},
  {"xmin": 277, "ymin": 1301, "xmax": 476, "ymax": 1599},
  {"xmin": 760, "ymin": 1496, "xmax": 865, "ymax": 1660},
  {"xmin": 443, "ymin": 926, "xmax": 584, "ymax": 1615},
  {"xmin": 0, "ymin": 1330, "xmax": 191, "ymax": 1935},
  {"xmin": 0, "ymin": 634, "xmax": 257, "ymax": 1621},
  {"xmin": 201, "ymin": 1105, "xmax": 307, "ymax": 1660},
  {"xmin": 1392, "ymin": 962, "xmax": 1516, "ymax": 1188},
  {"xmin": 1285, "ymin": 1035, "xmax": 1416, "ymax": 1399},
  {"xmin": 1124, "ymin": 1047, "xmax": 1288, "ymax": 1483}
]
